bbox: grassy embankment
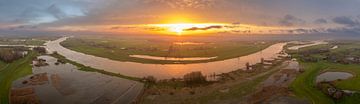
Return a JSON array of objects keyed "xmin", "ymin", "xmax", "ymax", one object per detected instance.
[
  {"xmin": 141, "ymin": 60, "xmax": 286, "ymax": 104},
  {"xmin": 290, "ymin": 41, "xmax": 360, "ymax": 104},
  {"xmin": 61, "ymin": 37, "xmax": 274, "ymax": 64},
  {"xmin": 49, "ymin": 53, "xmax": 141, "ymax": 81},
  {"xmin": 290, "ymin": 62, "xmax": 334, "ymax": 104},
  {"xmin": 0, "ymin": 51, "xmax": 38, "ymax": 104},
  {"xmin": 195, "ymin": 69, "xmax": 279, "ymax": 104}
]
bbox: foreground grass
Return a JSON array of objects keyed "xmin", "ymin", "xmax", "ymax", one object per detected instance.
[
  {"xmin": 290, "ymin": 62, "xmax": 334, "ymax": 104},
  {"xmin": 0, "ymin": 61, "xmax": 6, "ymax": 70},
  {"xmin": 197, "ymin": 71, "xmax": 277, "ymax": 104},
  {"xmin": 49, "ymin": 53, "xmax": 141, "ymax": 81},
  {"xmin": 288, "ymin": 41, "xmax": 360, "ymax": 104},
  {"xmin": 61, "ymin": 37, "xmax": 274, "ymax": 64},
  {"xmin": 323, "ymin": 64, "xmax": 360, "ymax": 91},
  {"xmin": 0, "ymin": 51, "xmax": 37, "ymax": 104}
]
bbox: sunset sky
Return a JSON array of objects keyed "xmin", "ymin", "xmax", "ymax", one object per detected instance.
[{"xmin": 1, "ymin": 0, "xmax": 360, "ymax": 35}]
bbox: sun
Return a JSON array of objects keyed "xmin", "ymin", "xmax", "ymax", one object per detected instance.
[
  {"xmin": 168, "ymin": 24, "xmax": 189, "ymax": 35},
  {"xmin": 147, "ymin": 23, "xmax": 228, "ymax": 35}
]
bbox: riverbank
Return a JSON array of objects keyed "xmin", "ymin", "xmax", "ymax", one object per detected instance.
[
  {"xmin": 46, "ymin": 37, "xmax": 286, "ymax": 79},
  {"xmin": 139, "ymin": 58, "xmax": 300, "ymax": 103},
  {"xmin": 0, "ymin": 51, "xmax": 37, "ymax": 104},
  {"xmin": 61, "ymin": 36, "xmax": 275, "ymax": 64}
]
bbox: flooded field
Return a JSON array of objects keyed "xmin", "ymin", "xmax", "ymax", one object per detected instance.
[
  {"xmin": 316, "ymin": 72, "xmax": 353, "ymax": 83},
  {"xmin": 45, "ymin": 37, "xmax": 287, "ymax": 79},
  {"xmin": 287, "ymin": 41, "xmax": 328, "ymax": 50},
  {"xmin": 11, "ymin": 56, "xmax": 143, "ymax": 104},
  {"xmin": 129, "ymin": 55, "xmax": 217, "ymax": 61}
]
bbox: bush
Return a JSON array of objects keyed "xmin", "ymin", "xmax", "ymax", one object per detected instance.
[
  {"xmin": 33, "ymin": 47, "xmax": 46, "ymax": 54},
  {"xmin": 144, "ymin": 76, "xmax": 157, "ymax": 84},
  {"xmin": 183, "ymin": 71, "xmax": 206, "ymax": 86},
  {"xmin": 0, "ymin": 48, "xmax": 26, "ymax": 63}
]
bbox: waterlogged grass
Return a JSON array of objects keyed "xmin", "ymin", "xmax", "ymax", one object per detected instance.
[
  {"xmin": 61, "ymin": 37, "xmax": 274, "ymax": 64},
  {"xmin": 290, "ymin": 62, "xmax": 334, "ymax": 104},
  {"xmin": 0, "ymin": 51, "xmax": 37, "ymax": 104},
  {"xmin": 49, "ymin": 53, "xmax": 141, "ymax": 81}
]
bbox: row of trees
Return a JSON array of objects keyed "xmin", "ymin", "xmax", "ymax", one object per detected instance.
[
  {"xmin": 143, "ymin": 71, "xmax": 207, "ymax": 87},
  {"xmin": 0, "ymin": 47, "xmax": 27, "ymax": 63}
]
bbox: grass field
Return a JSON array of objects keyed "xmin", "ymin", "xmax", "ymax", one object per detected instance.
[
  {"xmin": 61, "ymin": 36, "xmax": 275, "ymax": 64},
  {"xmin": 289, "ymin": 41, "xmax": 360, "ymax": 104},
  {"xmin": 290, "ymin": 62, "xmax": 334, "ymax": 104},
  {"xmin": 0, "ymin": 51, "xmax": 37, "ymax": 104},
  {"xmin": 0, "ymin": 61, "xmax": 6, "ymax": 70}
]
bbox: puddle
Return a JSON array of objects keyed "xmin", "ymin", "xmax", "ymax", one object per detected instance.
[
  {"xmin": 331, "ymin": 46, "xmax": 338, "ymax": 49},
  {"xmin": 316, "ymin": 72, "xmax": 353, "ymax": 83}
]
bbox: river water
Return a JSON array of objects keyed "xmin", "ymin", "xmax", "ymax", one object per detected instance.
[{"xmin": 45, "ymin": 37, "xmax": 287, "ymax": 79}]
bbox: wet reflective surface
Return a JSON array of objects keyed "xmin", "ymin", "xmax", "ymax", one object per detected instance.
[
  {"xmin": 12, "ymin": 56, "xmax": 143, "ymax": 104},
  {"xmin": 129, "ymin": 55, "xmax": 217, "ymax": 61},
  {"xmin": 316, "ymin": 72, "xmax": 353, "ymax": 83},
  {"xmin": 287, "ymin": 41, "xmax": 328, "ymax": 50},
  {"xmin": 45, "ymin": 37, "xmax": 286, "ymax": 79}
]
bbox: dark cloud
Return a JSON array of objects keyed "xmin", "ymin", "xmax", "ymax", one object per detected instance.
[
  {"xmin": 278, "ymin": 15, "xmax": 306, "ymax": 26},
  {"xmin": 8, "ymin": 25, "xmax": 38, "ymax": 30},
  {"xmin": 47, "ymin": 4, "xmax": 66, "ymax": 19},
  {"xmin": 314, "ymin": 18, "xmax": 328, "ymax": 24},
  {"xmin": 332, "ymin": 16, "xmax": 360, "ymax": 27},
  {"xmin": 184, "ymin": 25, "xmax": 222, "ymax": 31},
  {"xmin": 326, "ymin": 16, "xmax": 360, "ymax": 34}
]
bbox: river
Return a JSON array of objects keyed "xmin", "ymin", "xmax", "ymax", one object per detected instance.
[{"xmin": 45, "ymin": 37, "xmax": 287, "ymax": 79}]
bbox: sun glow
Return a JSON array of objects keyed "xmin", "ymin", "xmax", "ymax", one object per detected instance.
[{"xmin": 148, "ymin": 23, "xmax": 227, "ymax": 35}]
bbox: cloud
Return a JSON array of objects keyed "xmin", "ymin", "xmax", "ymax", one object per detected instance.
[
  {"xmin": 332, "ymin": 16, "xmax": 360, "ymax": 27},
  {"xmin": 184, "ymin": 25, "xmax": 222, "ymax": 31},
  {"xmin": 278, "ymin": 14, "xmax": 306, "ymax": 26},
  {"xmin": 313, "ymin": 18, "xmax": 328, "ymax": 24},
  {"xmin": 47, "ymin": 4, "xmax": 67, "ymax": 19},
  {"xmin": 142, "ymin": 0, "xmax": 218, "ymax": 9}
]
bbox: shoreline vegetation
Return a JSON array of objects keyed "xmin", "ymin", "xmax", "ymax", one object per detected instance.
[
  {"xmin": 0, "ymin": 51, "xmax": 38, "ymax": 104},
  {"xmin": 60, "ymin": 36, "xmax": 275, "ymax": 64},
  {"xmin": 139, "ymin": 57, "xmax": 290, "ymax": 103}
]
